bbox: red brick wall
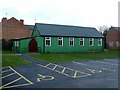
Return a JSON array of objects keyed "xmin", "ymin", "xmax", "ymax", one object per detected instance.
[
  {"xmin": 2, "ymin": 17, "xmax": 32, "ymax": 40},
  {"xmin": 106, "ymin": 27, "xmax": 120, "ymax": 49}
]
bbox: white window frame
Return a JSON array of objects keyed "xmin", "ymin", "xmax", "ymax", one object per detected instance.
[
  {"xmin": 109, "ymin": 42, "xmax": 113, "ymax": 47},
  {"xmin": 45, "ymin": 37, "xmax": 51, "ymax": 46},
  {"xmin": 98, "ymin": 38, "xmax": 102, "ymax": 46},
  {"xmin": 58, "ymin": 37, "xmax": 63, "ymax": 46},
  {"xmin": 116, "ymin": 41, "xmax": 119, "ymax": 47},
  {"xmin": 15, "ymin": 41, "xmax": 19, "ymax": 47},
  {"xmin": 69, "ymin": 37, "xmax": 74, "ymax": 46},
  {"xmin": 80, "ymin": 38, "xmax": 84, "ymax": 46},
  {"xmin": 89, "ymin": 38, "xmax": 94, "ymax": 46}
]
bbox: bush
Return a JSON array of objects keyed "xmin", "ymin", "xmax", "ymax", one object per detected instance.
[{"xmin": 2, "ymin": 39, "xmax": 13, "ymax": 50}]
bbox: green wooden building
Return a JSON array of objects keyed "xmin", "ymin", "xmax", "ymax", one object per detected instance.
[{"xmin": 13, "ymin": 23, "xmax": 104, "ymax": 53}]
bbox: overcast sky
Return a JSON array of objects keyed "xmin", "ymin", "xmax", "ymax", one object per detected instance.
[{"xmin": 0, "ymin": 0, "xmax": 119, "ymax": 29}]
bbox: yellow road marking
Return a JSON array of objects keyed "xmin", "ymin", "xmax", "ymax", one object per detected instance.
[
  {"xmin": 61, "ymin": 67, "xmax": 66, "ymax": 73},
  {"xmin": 52, "ymin": 65, "xmax": 58, "ymax": 70},
  {"xmin": 2, "ymin": 69, "xmax": 11, "ymax": 73},
  {"xmin": 37, "ymin": 74, "xmax": 54, "ymax": 82},
  {"xmin": 73, "ymin": 71, "xmax": 77, "ymax": 78},
  {"xmin": 1, "ymin": 77, "xmax": 23, "ymax": 88},
  {"xmin": 86, "ymin": 68, "xmax": 96, "ymax": 73},
  {"xmin": 56, "ymin": 64, "xmax": 65, "ymax": 68},
  {"xmin": 2, "ymin": 67, "xmax": 9, "ymax": 70},
  {"xmin": 1, "ymin": 73, "xmax": 16, "ymax": 79},
  {"xmin": 2, "ymin": 83, "xmax": 33, "ymax": 89},
  {"xmin": 37, "ymin": 63, "xmax": 91, "ymax": 78},
  {"xmin": 73, "ymin": 74, "xmax": 91, "ymax": 78},
  {"xmin": 1, "ymin": 66, "xmax": 33, "ymax": 89},
  {"xmin": 45, "ymin": 63, "xmax": 51, "ymax": 67},
  {"xmin": 9, "ymin": 66, "xmax": 33, "ymax": 84}
]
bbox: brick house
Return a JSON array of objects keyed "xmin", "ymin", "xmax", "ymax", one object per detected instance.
[
  {"xmin": 1, "ymin": 17, "xmax": 34, "ymax": 50},
  {"xmin": 2, "ymin": 17, "xmax": 33, "ymax": 40},
  {"xmin": 106, "ymin": 27, "xmax": 120, "ymax": 49}
]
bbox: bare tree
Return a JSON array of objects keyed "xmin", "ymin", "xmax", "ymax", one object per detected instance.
[{"xmin": 98, "ymin": 26, "xmax": 109, "ymax": 35}]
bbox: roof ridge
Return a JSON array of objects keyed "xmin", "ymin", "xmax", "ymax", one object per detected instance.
[{"xmin": 35, "ymin": 23, "xmax": 95, "ymax": 29}]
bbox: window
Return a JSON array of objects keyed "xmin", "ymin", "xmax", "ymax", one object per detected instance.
[
  {"xmin": 69, "ymin": 37, "xmax": 74, "ymax": 46},
  {"xmin": 109, "ymin": 42, "xmax": 113, "ymax": 47},
  {"xmin": 15, "ymin": 41, "xmax": 19, "ymax": 47},
  {"xmin": 89, "ymin": 38, "xmax": 94, "ymax": 46},
  {"xmin": 116, "ymin": 41, "xmax": 119, "ymax": 47},
  {"xmin": 58, "ymin": 37, "xmax": 63, "ymax": 46},
  {"xmin": 98, "ymin": 39, "xmax": 102, "ymax": 46},
  {"xmin": 45, "ymin": 37, "xmax": 51, "ymax": 46},
  {"xmin": 80, "ymin": 38, "xmax": 84, "ymax": 46}
]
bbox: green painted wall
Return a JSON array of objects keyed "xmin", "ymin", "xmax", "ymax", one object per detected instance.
[
  {"xmin": 13, "ymin": 37, "xmax": 44, "ymax": 53},
  {"xmin": 44, "ymin": 37, "xmax": 104, "ymax": 53},
  {"xmin": 13, "ymin": 38, "xmax": 31, "ymax": 53},
  {"xmin": 13, "ymin": 27, "xmax": 104, "ymax": 53},
  {"xmin": 32, "ymin": 28, "xmax": 40, "ymax": 36}
]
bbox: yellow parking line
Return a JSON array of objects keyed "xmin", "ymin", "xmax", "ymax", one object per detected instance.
[
  {"xmin": 52, "ymin": 65, "xmax": 58, "ymax": 70},
  {"xmin": 2, "ymin": 69, "xmax": 11, "ymax": 73},
  {"xmin": 2, "ymin": 67, "xmax": 9, "ymax": 70},
  {"xmin": 1, "ymin": 73, "xmax": 16, "ymax": 79},
  {"xmin": 73, "ymin": 71, "xmax": 77, "ymax": 78},
  {"xmin": 2, "ymin": 83, "xmax": 32, "ymax": 89},
  {"xmin": 38, "ymin": 63, "xmax": 91, "ymax": 78},
  {"xmin": 1, "ymin": 77, "xmax": 23, "ymax": 88},
  {"xmin": 66, "ymin": 67, "xmax": 76, "ymax": 71},
  {"xmin": 9, "ymin": 66, "xmax": 33, "ymax": 84},
  {"xmin": 1, "ymin": 66, "xmax": 33, "ymax": 89},
  {"xmin": 44, "ymin": 63, "xmax": 51, "ymax": 67},
  {"xmin": 57, "ymin": 64, "xmax": 65, "ymax": 68},
  {"xmin": 74, "ymin": 74, "xmax": 91, "ymax": 78},
  {"xmin": 61, "ymin": 67, "xmax": 66, "ymax": 73}
]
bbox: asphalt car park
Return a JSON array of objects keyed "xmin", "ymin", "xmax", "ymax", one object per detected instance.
[{"xmin": 1, "ymin": 55, "xmax": 119, "ymax": 89}]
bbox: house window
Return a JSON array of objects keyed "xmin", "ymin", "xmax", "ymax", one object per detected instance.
[
  {"xmin": 69, "ymin": 37, "xmax": 74, "ymax": 46},
  {"xmin": 109, "ymin": 42, "xmax": 113, "ymax": 47},
  {"xmin": 45, "ymin": 37, "xmax": 51, "ymax": 46},
  {"xmin": 80, "ymin": 38, "xmax": 84, "ymax": 46},
  {"xmin": 15, "ymin": 41, "xmax": 19, "ymax": 47},
  {"xmin": 98, "ymin": 39, "xmax": 102, "ymax": 46},
  {"xmin": 89, "ymin": 38, "xmax": 94, "ymax": 46},
  {"xmin": 116, "ymin": 41, "xmax": 119, "ymax": 47},
  {"xmin": 58, "ymin": 37, "xmax": 63, "ymax": 46}
]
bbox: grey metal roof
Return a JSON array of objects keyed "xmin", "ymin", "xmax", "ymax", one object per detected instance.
[
  {"xmin": 25, "ymin": 25, "xmax": 34, "ymax": 30},
  {"xmin": 35, "ymin": 23, "xmax": 104, "ymax": 38}
]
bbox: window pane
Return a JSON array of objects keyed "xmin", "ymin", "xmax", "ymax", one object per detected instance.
[
  {"xmin": 45, "ymin": 37, "xmax": 51, "ymax": 46},
  {"xmin": 80, "ymin": 38, "xmax": 84, "ymax": 46},
  {"xmin": 70, "ymin": 41, "xmax": 73, "ymax": 46},
  {"xmin": 46, "ymin": 40, "xmax": 50, "ymax": 46},
  {"xmin": 89, "ymin": 38, "xmax": 93, "ymax": 46},
  {"xmin": 98, "ymin": 39, "xmax": 102, "ymax": 46},
  {"xmin": 69, "ymin": 37, "xmax": 74, "ymax": 46},
  {"xmin": 80, "ymin": 41, "xmax": 83, "ymax": 45},
  {"xmin": 58, "ymin": 40, "xmax": 62, "ymax": 46},
  {"xmin": 58, "ymin": 37, "xmax": 63, "ymax": 46}
]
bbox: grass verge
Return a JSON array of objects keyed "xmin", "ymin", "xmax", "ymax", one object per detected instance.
[
  {"xmin": 2, "ymin": 56, "xmax": 32, "ymax": 67},
  {"xmin": 29, "ymin": 49, "xmax": 119, "ymax": 63},
  {"xmin": 2, "ymin": 50, "xmax": 17, "ymax": 54}
]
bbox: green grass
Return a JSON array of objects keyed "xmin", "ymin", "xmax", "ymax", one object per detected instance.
[
  {"xmin": 2, "ymin": 50, "xmax": 17, "ymax": 54},
  {"xmin": 29, "ymin": 49, "xmax": 119, "ymax": 63},
  {"xmin": 2, "ymin": 56, "xmax": 32, "ymax": 67}
]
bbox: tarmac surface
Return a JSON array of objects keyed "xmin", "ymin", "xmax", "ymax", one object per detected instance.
[{"xmin": 1, "ymin": 54, "xmax": 119, "ymax": 89}]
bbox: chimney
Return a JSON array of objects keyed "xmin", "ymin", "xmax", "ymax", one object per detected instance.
[
  {"xmin": 2, "ymin": 17, "xmax": 7, "ymax": 23},
  {"xmin": 20, "ymin": 19, "xmax": 24, "ymax": 24}
]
